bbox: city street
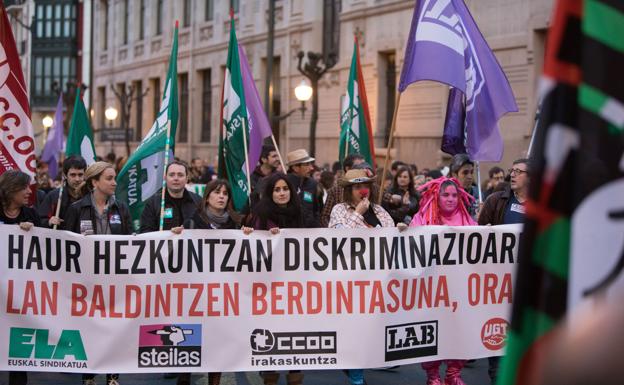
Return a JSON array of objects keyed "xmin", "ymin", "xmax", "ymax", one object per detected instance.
[{"xmin": 1, "ymin": 360, "xmax": 491, "ymax": 385}]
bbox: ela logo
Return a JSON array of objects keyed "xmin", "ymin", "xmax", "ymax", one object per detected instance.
[
  {"xmin": 9, "ymin": 328, "xmax": 87, "ymax": 360},
  {"xmin": 138, "ymin": 324, "xmax": 202, "ymax": 368}
]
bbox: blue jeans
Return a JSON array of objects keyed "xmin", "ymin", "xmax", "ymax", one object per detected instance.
[{"xmin": 347, "ymin": 369, "xmax": 364, "ymax": 385}]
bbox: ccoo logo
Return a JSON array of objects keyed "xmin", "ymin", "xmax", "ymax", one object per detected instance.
[{"xmin": 481, "ymin": 318, "xmax": 509, "ymax": 351}]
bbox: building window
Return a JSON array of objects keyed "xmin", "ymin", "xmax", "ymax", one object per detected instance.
[
  {"xmin": 183, "ymin": 0, "xmax": 191, "ymax": 27},
  {"xmin": 268, "ymin": 57, "xmax": 281, "ymax": 140},
  {"xmin": 35, "ymin": 2, "xmax": 77, "ymax": 39},
  {"xmin": 377, "ymin": 51, "xmax": 396, "ymax": 147},
  {"xmin": 32, "ymin": 55, "xmax": 76, "ymax": 105},
  {"xmin": 178, "ymin": 73, "xmax": 189, "ymax": 143},
  {"xmin": 139, "ymin": 0, "xmax": 145, "ymax": 40},
  {"xmin": 98, "ymin": 86, "xmax": 106, "ymax": 130},
  {"xmin": 122, "ymin": 0, "xmax": 129, "ymax": 45},
  {"xmin": 230, "ymin": 0, "xmax": 239, "ymax": 13},
  {"xmin": 322, "ymin": 0, "xmax": 341, "ymax": 65},
  {"xmin": 151, "ymin": 77, "xmax": 161, "ymax": 122},
  {"xmin": 205, "ymin": 0, "xmax": 213, "ymax": 21},
  {"xmin": 134, "ymin": 80, "xmax": 143, "ymax": 141},
  {"xmin": 100, "ymin": 0, "xmax": 108, "ymax": 50},
  {"xmin": 156, "ymin": 0, "xmax": 163, "ymax": 36},
  {"xmin": 200, "ymin": 69, "xmax": 212, "ymax": 142}
]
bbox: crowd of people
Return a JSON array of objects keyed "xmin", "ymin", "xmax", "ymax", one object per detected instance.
[{"xmin": 0, "ymin": 146, "xmax": 532, "ymax": 385}]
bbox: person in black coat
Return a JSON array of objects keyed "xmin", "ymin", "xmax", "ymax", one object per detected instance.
[
  {"xmin": 284, "ymin": 149, "xmax": 321, "ymax": 228},
  {"xmin": 184, "ymin": 179, "xmax": 237, "ymax": 230},
  {"xmin": 0, "ymin": 170, "xmax": 41, "ymax": 385},
  {"xmin": 382, "ymin": 166, "xmax": 420, "ymax": 225},
  {"xmin": 176, "ymin": 180, "xmax": 234, "ymax": 385},
  {"xmin": 0, "ymin": 170, "xmax": 41, "ymax": 228},
  {"xmin": 38, "ymin": 155, "xmax": 87, "ymax": 228},
  {"xmin": 64, "ymin": 162, "xmax": 132, "ymax": 236},
  {"xmin": 63, "ymin": 162, "xmax": 130, "ymax": 385},
  {"xmin": 139, "ymin": 161, "xmax": 201, "ymax": 234}
]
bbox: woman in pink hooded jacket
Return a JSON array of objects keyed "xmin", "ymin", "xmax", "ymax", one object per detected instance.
[{"xmin": 409, "ymin": 177, "xmax": 476, "ymax": 385}]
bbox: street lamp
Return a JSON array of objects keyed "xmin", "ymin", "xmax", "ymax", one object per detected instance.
[
  {"xmin": 42, "ymin": 115, "xmax": 54, "ymax": 147},
  {"xmin": 296, "ymin": 51, "xmax": 337, "ymax": 157},
  {"xmin": 105, "ymin": 106, "xmax": 118, "ymax": 154},
  {"xmin": 294, "ymin": 80, "xmax": 312, "ymax": 117},
  {"xmin": 273, "ymin": 80, "xmax": 313, "ymax": 123}
]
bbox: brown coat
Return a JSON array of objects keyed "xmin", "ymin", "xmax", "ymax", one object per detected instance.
[{"xmin": 478, "ymin": 186, "xmax": 512, "ymax": 225}]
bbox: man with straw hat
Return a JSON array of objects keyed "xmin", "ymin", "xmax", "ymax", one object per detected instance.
[{"xmin": 285, "ymin": 149, "xmax": 321, "ymax": 228}]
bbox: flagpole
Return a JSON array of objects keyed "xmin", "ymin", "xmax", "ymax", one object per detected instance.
[
  {"xmin": 52, "ymin": 176, "xmax": 65, "ymax": 230},
  {"xmin": 270, "ymin": 134, "xmax": 286, "ymax": 172},
  {"xmin": 158, "ymin": 120, "xmax": 172, "ymax": 231},
  {"xmin": 475, "ymin": 160, "xmax": 483, "ymax": 203},
  {"xmin": 344, "ymin": 128, "xmax": 350, "ymax": 160},
  {"xmin": 377, "ymin": 92, "xmax": 402, "ymax": 204},
  {"xmin": 527, "ymin": 101, "xmax": 542, "ymax": 157},
  {"xmin": 344, "ymin": 102, "xmax": 352, "ymax": 161},
  {"xmin": 242, "ymin": 119, "xmax": 252, "ymax": 205}
]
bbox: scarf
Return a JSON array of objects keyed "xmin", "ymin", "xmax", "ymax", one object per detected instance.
[
  {"xmin": 362, "ymin": 205, "xmax": 382, "ymax": 227},
  {"xmin": 201, "ymin": 208, "xmax": 230, "ymax": 228}
]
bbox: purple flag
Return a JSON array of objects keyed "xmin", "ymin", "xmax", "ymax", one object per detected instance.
[
  {"xmin": 399, "ymin": 0, "xmax": 518, "ymax": 161},
  {"xmin": 41, "ymin": 93, "xmax": 64, "ymax": 179},
  {"xmin": 238, "ymin": 44, "xmax": 273, "ymax": 174},
  {"xmin": 441, "ymin": 87, "xmax": 466, "ymax": 155}
]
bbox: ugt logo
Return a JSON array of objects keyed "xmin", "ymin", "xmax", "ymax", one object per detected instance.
[{"xmin": 9, "ymin": 328, "xmax": 87, "ymax": 360}]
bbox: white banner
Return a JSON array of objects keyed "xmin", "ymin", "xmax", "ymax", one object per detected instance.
[{"xmin": 0, "ymin": 224, "xmax": 520, "ymax": 373}]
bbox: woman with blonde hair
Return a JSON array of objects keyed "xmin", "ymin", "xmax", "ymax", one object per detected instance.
[
  {"xmin": 64, "ymin": 161, "xmax": 131, "ymax": 236},
  {"xmin": 63, "ymin": 162, "xmax": 131, "ymax": 385}
]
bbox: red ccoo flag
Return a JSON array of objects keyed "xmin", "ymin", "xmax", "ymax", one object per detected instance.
[{"xmin": 0, "ymin": 1, "xmax": 37, "ymax": 185}]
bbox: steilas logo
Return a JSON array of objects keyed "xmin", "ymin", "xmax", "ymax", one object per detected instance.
[
  {"xmin": 481, "ymin": 318, "xmax": 509, "ymax": 351},
  {"xmin": 138, "ymin": 324, "xmax": 202, "ymax": 367}
]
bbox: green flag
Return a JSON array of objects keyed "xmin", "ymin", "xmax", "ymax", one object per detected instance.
[
  {"xmin": 116, "ymin": 24, "xmax": 178, "ymax": 231},
  {"xmin": 66, "ymin": 88, "xmax": 96, "ymax": 165},
  {"xmin": 339, "ymin": 37, "xmax": 376, "ymax": 168},
  {"xmin": 218, "ymin": 17, "xmax": 250, "ymax": 211}
]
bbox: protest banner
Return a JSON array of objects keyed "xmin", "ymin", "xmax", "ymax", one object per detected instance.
[{"xmin": 0, "ymin": 224, "xmax": 520, "ymax": 373}]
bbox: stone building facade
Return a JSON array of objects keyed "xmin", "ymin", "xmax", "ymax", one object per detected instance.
[{"xmin": 92, "ymin": 0, "xmax": 554, "ymax": 169}]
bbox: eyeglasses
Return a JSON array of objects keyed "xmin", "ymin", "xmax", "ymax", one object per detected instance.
[{"xmin": 508, "ymin": 168, "xmax": 528, "ymax": 176}]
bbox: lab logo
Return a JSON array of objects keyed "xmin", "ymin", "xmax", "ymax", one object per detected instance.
[{"xmin": 385, "ymin": 321, "xmax": 438, "ymax": 361}]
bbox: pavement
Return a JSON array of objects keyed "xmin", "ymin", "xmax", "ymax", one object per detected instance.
[{"xmin": 1, "ymin": 359, "xmax": 492, "ymax": 385}]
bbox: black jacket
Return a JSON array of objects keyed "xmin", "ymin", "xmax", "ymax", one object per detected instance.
[
  {"xmin": 184, "ymin": 210, "xmax": 238, "ymax": 230},
  {"xmin": 38, "ymin": 186, "xmax": 83, "ymax": 228},
  {"xmin": 286, "ymin": 173, "xmax": 321, "ymax": 228},
  {"xmin": 139, "ymin": 189, "xmax": 201, "ymax": 233},
  {"xmin": 63, "ymin": 194, "xmax": 132, "ymax": 235}
]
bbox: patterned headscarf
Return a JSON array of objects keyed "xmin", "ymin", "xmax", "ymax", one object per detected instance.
[{"xmin": 413, "ymin": 177, "xmax": 475, "ymax": 226}]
